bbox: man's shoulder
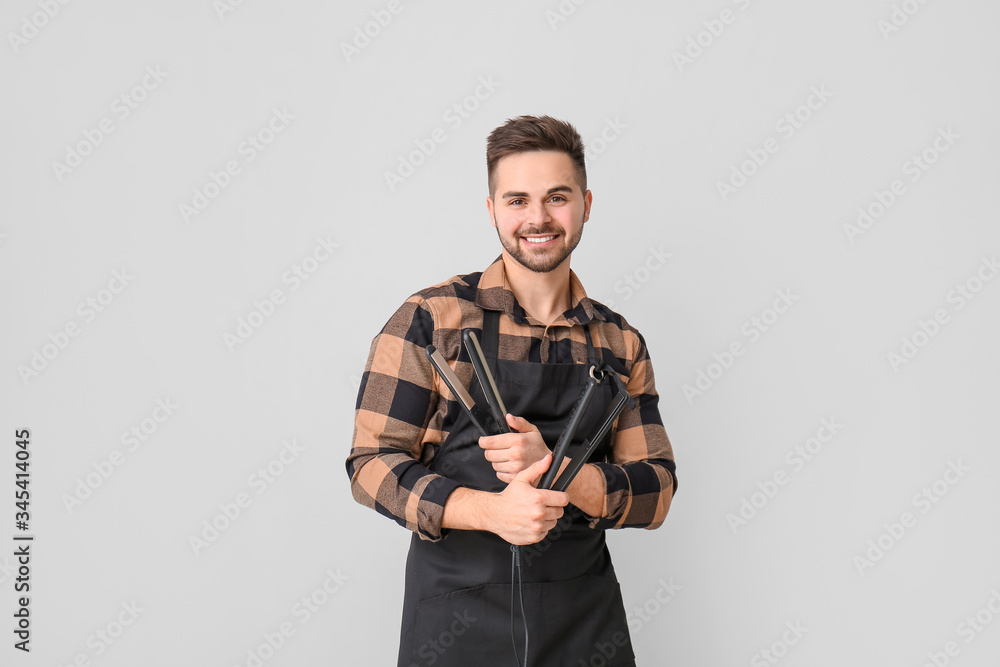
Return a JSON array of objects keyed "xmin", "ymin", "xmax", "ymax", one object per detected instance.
[
  {"xmin": 587, "ymin": 298, "xmax": 643, "ymax": 337},
  {"xmin": 381, "ymin": 268, "xmax": 485, "ymax": 334},
  {"xmin": 375, "ymin": 269, "xmax": 483, "ymax": 341},
  {"xmin": 408, "ymin": 268, "xmax": 483, "ymax": 306},
  {"xmin": 585, "ymin": 298, "xmax": 652, "ymax": 369}
]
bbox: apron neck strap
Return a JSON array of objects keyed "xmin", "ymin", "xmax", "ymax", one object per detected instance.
[
  {"xmin": 584, "ymin": 321, "xmax": 600, "ymax": 370},
  {"xmin": 481, "ymin": 308, "xmax": 501, "ymax": 359}
]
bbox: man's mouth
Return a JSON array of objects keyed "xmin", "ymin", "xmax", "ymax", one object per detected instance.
[{"xmin": 521, "ymin": 234, "xmax": 558, "ymax": 246}]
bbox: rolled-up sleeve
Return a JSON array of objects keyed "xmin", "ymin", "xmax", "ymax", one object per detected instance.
[
  {"xmin": 586, "ymin": 329, "xmax": 677, "ymax": 531},
  {"xmin": 345, "ymin": 296, "xmax": 459, "ymax": 542}
]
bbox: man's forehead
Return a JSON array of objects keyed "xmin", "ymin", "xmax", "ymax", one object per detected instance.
[{"xmin": 493, "ymin": 151, "xmax": 580, "ymax": 193}]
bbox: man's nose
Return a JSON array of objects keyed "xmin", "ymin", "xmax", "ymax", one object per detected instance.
[{"xmin": 525, "ymin": 200, "xmax": 551, "ymax": 224}]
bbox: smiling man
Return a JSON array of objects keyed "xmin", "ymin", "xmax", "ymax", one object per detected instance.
[{"xmin": 347, "ymin": 115, "xmax": 677, "ymax": 667}]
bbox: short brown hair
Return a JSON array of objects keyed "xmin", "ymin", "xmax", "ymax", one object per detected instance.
[{"xmin": 486, "ymin": 115, "xmax": 587, "ymax": 197}]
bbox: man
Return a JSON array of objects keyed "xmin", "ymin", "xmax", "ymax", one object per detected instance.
[{"xmin": 347, "ymin": 115, "xmax": 677, "ymax": 666}]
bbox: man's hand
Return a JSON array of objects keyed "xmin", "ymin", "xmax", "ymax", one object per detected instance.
[
  {"xmin": 490, "ymin": 454, "xmax": 569, "ymax": 545},
  {"xmin": 479, "ymin": 413, "xmax": 550, "ymax": 483}
]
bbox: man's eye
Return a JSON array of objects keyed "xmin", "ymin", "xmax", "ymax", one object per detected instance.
[
  {"xmin": 509, "ymin": 199, "xmax": 524, "ymax": 206},
  {"xmin": 550, "ymin": 195, "xmax": 566, "ymax": 203}
]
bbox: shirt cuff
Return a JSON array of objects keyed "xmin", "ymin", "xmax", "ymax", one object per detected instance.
[
  {"xmin": 580, "ymin": 462, "xmax": 628, "ymax": 530},
  {"xmin": 415, "ymin": 474, "xmax": 462, "ymax": 542}
]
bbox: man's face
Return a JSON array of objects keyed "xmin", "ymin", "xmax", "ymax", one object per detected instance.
[{"xmin": 487, "ymin": 150, "xmax": 592, "ymax": 274}]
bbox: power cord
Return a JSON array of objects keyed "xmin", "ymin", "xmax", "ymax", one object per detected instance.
[{"xmin": 509, "ymin": 545, "xmax": 529, "ymax": 667}]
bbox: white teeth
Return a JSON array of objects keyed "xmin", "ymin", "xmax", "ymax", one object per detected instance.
[{"xmin": 525, "ymin": 236, "xmax": 556, "ymax": 244}]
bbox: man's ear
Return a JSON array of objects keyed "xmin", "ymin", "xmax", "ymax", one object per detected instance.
[
  {"xmin": 486, "ymin": 196, "xmax": 497, "ymax": 228},
  {"xmin": 583, "ymin": 189, "xmax": 593, "ymax": 223}
]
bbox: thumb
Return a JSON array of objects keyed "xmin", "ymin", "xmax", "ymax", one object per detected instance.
[
  {"xmin": 513, "ymin": 453, "xmax": 551, "ymax": 486},
  {"xmin": 506, "ymin": 413, "xmax": 539, "ymax": 433}
]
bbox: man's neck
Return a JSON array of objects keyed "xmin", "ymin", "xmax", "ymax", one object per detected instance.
[{"xmin": 500, "ymin": 251, "xmax": 573, "ymax": 326}]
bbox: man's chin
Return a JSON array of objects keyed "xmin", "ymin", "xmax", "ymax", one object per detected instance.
[
  {"xmin": 508, "ymin": 250, "xmax": 570, "ymax": 274},
  {"xmin": 497, "ymin": 230, "xmax": 580, "ymax": 273}
]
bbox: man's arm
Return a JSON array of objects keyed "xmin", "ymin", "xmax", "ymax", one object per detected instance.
[
  {"xmin": 581, "ymin": 327, "xmax": 677, "ymax": 530},
  {"xmin": 562, "ymin": 462, "xmax": 608, "ymax": 517},
  {"xmin": 442, "ymin": 455, "xmax": 569, "ymax": 545},
  {"xmin": 346, "ymin": 296, "xmax": 461, "ymax": 542}
]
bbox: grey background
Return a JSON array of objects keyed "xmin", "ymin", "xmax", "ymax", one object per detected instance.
[{"xmin": 2, "ymin": 0, "xmax": 999, "ymax": 665}]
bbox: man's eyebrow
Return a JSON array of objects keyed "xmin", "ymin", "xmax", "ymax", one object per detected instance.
[{"xmin": 501, "ymin": 185, "xmax": 574, "ymax": 200}]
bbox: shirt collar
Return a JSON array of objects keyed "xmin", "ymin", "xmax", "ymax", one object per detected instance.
[{"xmin": 475, "ymin": 255, "xmax": 606, "ymax": 327}]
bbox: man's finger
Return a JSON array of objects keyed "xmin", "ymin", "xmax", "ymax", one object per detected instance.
[
  {"xmin": 483, "ymin": 450, "xmax": 509, "ymax": 463},
  {"xmin": 506, "ymin": 413, "xmax": 539, "ymax": 433},
  {"xmin": 513, "ymin": 453, "xmax": 551, "ymax": 485},
  {"xmin": 542, "ymin": 491, "xmax": 569, "ymax": 508},
  {"xmin": 479, "ymin": 434, "xmax": 513, "ymax": 450}
]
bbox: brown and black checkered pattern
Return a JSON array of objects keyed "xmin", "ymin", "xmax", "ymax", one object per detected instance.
[{"xmin": 346, "ymin": 256, "xmax": 677, "ymax": 542}]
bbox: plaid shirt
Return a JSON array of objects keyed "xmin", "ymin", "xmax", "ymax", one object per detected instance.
[{"xmin": 346, "ymin": 255, "xmax": 677, "ymax": 542}]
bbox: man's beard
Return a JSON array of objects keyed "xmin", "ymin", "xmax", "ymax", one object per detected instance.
[{"xmin": 494, "ymin": 216, "xmax": 584, "ymax": 274}]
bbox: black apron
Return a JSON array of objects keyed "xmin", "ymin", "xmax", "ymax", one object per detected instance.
[{"xmin": 398, "ymin": 309, "xmax": 636, "ymax": 667}]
